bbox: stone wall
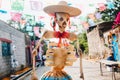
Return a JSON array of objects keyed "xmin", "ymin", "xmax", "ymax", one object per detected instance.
[
  {"xmin": 87, "ymin": 22, "xmax": 115, "ymax": 59},
  {"xmin": 87, "ymin": 27, "xmax": 100, "ymax": 57},
  {"xmin": 0, "ymin": 20, "xmax": 26, "ymax": 78},
  {"xmin": 87, "ymin": 26, "xmax": 106, "ymax": 58}
]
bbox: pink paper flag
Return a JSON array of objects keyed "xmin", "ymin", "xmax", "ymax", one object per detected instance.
[
  {"xmin": 34, "ymin": 27, "xmax": 40, "ymax": 37},
  {"xmin": 98, "ymin": 3, "xmax": 106, "ymax": 11},
  {"xmin": 11, "ymin": 12, "xmax": 22, "ymax": 21},
  {"xmin": 30, "ymin": 0, "xmax": 43, "ymax": 11}
]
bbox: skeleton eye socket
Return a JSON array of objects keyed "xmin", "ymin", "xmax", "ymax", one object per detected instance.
[
  {"xmin": 67, "ymin": 18, "xmax": 69, "ymax": 21},
  {"xmin": 59, "ymin": 17, "xmax": 63, "ymax": 21}
]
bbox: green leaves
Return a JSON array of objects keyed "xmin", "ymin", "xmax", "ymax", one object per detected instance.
[
  {"xmin": 98, "ymin": 0, "xmax": 120, "ymax": 22},
  {"xmin": 78, "ymin": 33, "xmax": 88, "ymax": 54}
]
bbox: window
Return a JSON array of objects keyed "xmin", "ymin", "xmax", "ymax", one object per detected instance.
[{"xmin": 2, "ymin": 41, "xmax": 11, "ymax": 56}]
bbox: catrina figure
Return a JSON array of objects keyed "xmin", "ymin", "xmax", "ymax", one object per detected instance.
[
  {"xmin": 31, "ymin": 1, "xmax": 81, "ymax": 80},
  {"xmin": 43, "ymin": 1, "xmax": 81, "ymax": 47},
  {"xmin": 41, "ymin": 1, "xmax": 81, "ymax": 80}
]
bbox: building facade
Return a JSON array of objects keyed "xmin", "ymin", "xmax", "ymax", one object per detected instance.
[
  {"xmin": 87, "ymin": 22, "xmax": 115, "ymax": 58},
  {"xmin": 0, "ymin": 20, "xmax": 30, "ymax": 79}
]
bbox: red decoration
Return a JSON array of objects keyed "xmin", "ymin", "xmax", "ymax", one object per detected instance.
[
  {"xmin": 63, "ymin": 39, "xmax": 69, "ymax": 46},
  {"xmin": 112, "ymin": 12, "xmax": 120, "ymax": 29},
  {"xmin": 39, "ymin": 16, "xmax": 44, "ymax": 19},
  {"xmin": 68, "ymin": 18, "xmax": 70, "ymax": 27},
  {"xmin": 54, "ymin": 31, "xmax": 69, "ymax": 47},
  {"xmin": 114, "ymin": 12, "xmax": 120, "ymax": 24},
  {"xmin": 50, "ymin": 16, "xmax": 56, "ymax": 31},
  {"xmin": 0, "ymin": 38, "xmax": 12, "ymax": 43}
]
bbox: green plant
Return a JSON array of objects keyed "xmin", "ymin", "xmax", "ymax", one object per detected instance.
[
  {"xmin": 42, "ymin": 41, "xmax": 48, "ymax": 55},
  {"xmin": 97, "ymin": 0, "xmax": 120, "ymax": 22},
  {"xmin": 104, "ymin": 43, "xmax": 108, "ymax": 47},
  {"xmin": 72, "ymin": 32, "xmax": 88, "ymax": 54},
  {"xmin": 20, "ymin": 64, "xmax": 24, "ymax": 70}
]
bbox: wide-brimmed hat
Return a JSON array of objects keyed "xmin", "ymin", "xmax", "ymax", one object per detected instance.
[{"xmin": 43, "ymin": 1, "xmax": 81, "ymax": 17}]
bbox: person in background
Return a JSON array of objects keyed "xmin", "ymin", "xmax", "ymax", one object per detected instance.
[
  {"xmin": 107, "ymin": 53, "xmax": 115, "ymax": 61},
  {"xmin": 41, "ymin": 40, "xmax": 47, "ymax": 66},
  {"xmin": 107, "ymin": 30, "xmax": 120, "ymax": 61},
  {"xmin": 35, "ymin": 40, "xmax": 44, "ymax": 67},
  {"xmin": 112, "ymin": 29, "xmax": 120, "ymax": 61},
  {"xmin": 106, "ymin": 52, "xmax": 118, "ymax": 72}
]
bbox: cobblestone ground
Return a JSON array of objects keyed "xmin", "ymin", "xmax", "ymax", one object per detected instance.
[{"xmin": 24, "ymin": 59, "xmax": 120, "ymax": 80}]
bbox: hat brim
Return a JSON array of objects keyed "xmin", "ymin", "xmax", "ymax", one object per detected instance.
[{"xmin": 44, "ymin": 5, "xmax": 81, "ymax": 17}]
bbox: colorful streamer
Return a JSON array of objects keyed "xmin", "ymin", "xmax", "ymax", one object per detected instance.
[
  {"xmin": 34, "ymin": 27, "xmax": 40, "ymax": 37},
  {"xmin": 98, "ymin": 3, "xmax": 106, "ymax": 11},
  {"xmin": 11, "ymin": 12, "xmax": 22, "ymax": 21},
  {"xmin": 11, "ymin": 0, "xmax": 24, "ymax": 11},
  {"xmin": 30, "ymin": 0, "xmax": 43, "ymax": 11},
  {"xmin": 107, "ymin": 2, "xmax": 114, "ymax": 9},
  {"xmin": 0, "ymin": 9, "xmax": 7, "ymax": 13}
]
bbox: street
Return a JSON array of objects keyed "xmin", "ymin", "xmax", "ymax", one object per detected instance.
[
  {"xmin": 0, "ymin": 1, "xmax": 120, "ymax": 80},
  {"xmin": 24, "ymin": 59, "xmax": 120, "ymax": 80}
]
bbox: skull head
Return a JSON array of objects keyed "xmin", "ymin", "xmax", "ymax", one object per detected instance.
[{"xmin": 55, "ymin": 12, "xmax": 70, "ymax": 33}]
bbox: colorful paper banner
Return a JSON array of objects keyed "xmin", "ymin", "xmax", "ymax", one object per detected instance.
[
  {"xmin": 34, "ymin": 27, "xmax": 40, "ymax": 37},
  {"xmin": 30, "ymin": 0, "xmax": 43, "ymax": 11},
  {"xmin": 0, "ymin": 9, "xmax": 7, "ymax": 13},
  {"xmin": 26, "ymin": 25, "xmax": 33, "ymax": 31},
  {"xmin": 11, "ymin": 0, "xmax": 24, "ymax": 11},
  {"xmin": 107, "ymin": 2, "xmax": 114, "ymax": 9},
  {"xmin": 11, "ymin": 12, "xmax": 22, "ymax": 21},
  {"xmin": 97, "ymin": 3, "xmax": 106, "ymax": 11}
]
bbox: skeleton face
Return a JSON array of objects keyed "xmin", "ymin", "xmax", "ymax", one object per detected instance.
[{"xmin": 56, "ymin": 12, "xmax": 70, "ymax": 32}]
